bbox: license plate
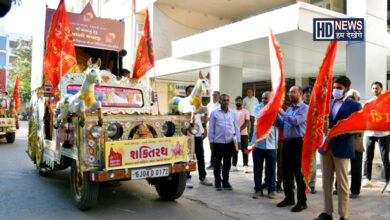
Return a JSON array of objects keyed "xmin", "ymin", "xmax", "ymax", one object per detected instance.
[{"xmin": 131, "ymin": 166, "xmax": 169, "ymax": 180}]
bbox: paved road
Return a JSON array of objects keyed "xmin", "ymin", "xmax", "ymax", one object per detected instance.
[
  {"xmin": 0, "ymin": 121, "xmax": 233, "ymax": 220},
  {"xmin": 2, "ymin": 121, "xmax": 390, "ymax": 220}
]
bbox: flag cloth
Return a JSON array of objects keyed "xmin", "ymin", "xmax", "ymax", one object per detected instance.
[
  {"xmin": 301, "ymin": 41, "xmax": 337, "ymax": 186},
  {"xmin": 12, "ymin": 76, "xmax": 20, "ymax": 111},
  {"xmin": 43, "ymin": 0, "xmax": 77, "ymax": 94},
  {"xmin": 245, "ymin": 28, "xmax": 285, "ymax": 154},
  {"xmin": 321, "ymin": 89, "xmax": 390, "ymax": 150},
  {"xmin": 132, "ymin": 8, "xmax": 154, "ymax": 79}
]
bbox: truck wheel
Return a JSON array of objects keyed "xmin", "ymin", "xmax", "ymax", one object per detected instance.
[
  {"xmin": 70, "ymin": 160, "xmax": 99, "ymax": 210},
  {"xmin": 155, "ymin": 172, "xmax": 186, "ymax": 201},
  {"xmin": 6, "ymin": 133, "xmax": 15, "ymax": 143}
]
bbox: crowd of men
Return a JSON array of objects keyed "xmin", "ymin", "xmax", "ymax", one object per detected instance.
[{"xmin": 185, "ymin": 76, "xmax": 390, "ymax": 220}]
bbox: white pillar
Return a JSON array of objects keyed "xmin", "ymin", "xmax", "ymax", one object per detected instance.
[
  {"xmin": 210, "ymin": 65, "xmax": 243, "ymax": 109},
  {"xmin": 295, "ymin": 77, "xmax": 303, "ymax": 87},
  {"xmin": 346, "ymin": 0, "xmax": 387, "ymax": 102}
]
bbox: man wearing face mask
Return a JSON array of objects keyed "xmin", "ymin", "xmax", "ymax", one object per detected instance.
[
  {"xmin": 315, "ymin": 76, "xmax": 362, "ymax": 220},
  {"xmin": 232, "ymin": 96, "xmax": 250, "ymax": 173}
]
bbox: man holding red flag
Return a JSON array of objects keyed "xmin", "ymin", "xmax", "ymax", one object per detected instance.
[
  {"xmin": 362, "ymin": 81, "xmax": 390, "ymax": 190},
  {"xmin": 43, "ymin": 0, "xmax": 77, "ymax": 94},
  {"xmin": 132, "ymin": 9, "xmax": 154, "ymax": 79},
  {"xmin": 315, "ymin": 76, "xmax": 361, "ymax": 220},
  {"xmin": 276, "ymin": 86, "xmax": 308, "ymax": 213}
]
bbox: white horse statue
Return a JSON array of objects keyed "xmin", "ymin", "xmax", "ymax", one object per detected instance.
[
  {"xmin": 168, "ymin": 72, "xmax": 211, "ymax": 116},
  {"xmin": 54, "ymin": 58, "xmax": 103, "ymax": 128}
]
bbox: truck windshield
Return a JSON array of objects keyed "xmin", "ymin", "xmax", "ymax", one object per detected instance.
[{"xmin": 66, "ymin": 85, "xmax": 143, "ymax": 108}]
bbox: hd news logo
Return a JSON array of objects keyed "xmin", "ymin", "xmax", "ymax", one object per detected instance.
[{"xmin": 313, "ymin": 18, "xmax": 364, "ymax": 41}]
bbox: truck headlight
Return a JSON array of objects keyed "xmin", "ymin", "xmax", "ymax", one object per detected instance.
[
  {"xmin": 189, "ymin": 124, "xmax": 200, "ymax": 135},
  {"xmin": 161, "ymin": 121, "xmax": 175, "ymax": 137},
  {"xmin": 7, "ymin": 127, "xmax": 16, "ymax": 132},
  {"xmin": 107, "ymin": 123, "xmax": 123, "ymax": 140},
  {"xmin": 90, "ymin": 125, "xmax": 103, "ymax": 139}
]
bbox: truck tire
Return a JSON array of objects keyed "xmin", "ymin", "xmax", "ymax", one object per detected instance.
[
  {"xmin": 70, "ymin": 160, "xmax": 99, "ymax": 210},
  {"xmin": 155, "ymin": 172, "xmax": 186, "ymax": 201},
  {"xmin": 6, "ymin": 133, "xmax": 15, "ymax": 143}
]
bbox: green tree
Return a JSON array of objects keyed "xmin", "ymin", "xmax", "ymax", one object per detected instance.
[{"xmin": 7, "ymin": 39, "xmax": 32, "ymax": 103}]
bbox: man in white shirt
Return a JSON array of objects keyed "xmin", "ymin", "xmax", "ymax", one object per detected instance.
[
  {"xmin": 362, "ymin": 81, "xmax": 390, "ymax": 191},
  {"xmin": 207, "ymin": 91, "xmax": 221, "ymax": 117},
  {"xmin": 206, "ymin": 91, "xmax": 220, "ymax": 170},
  {"xmin": 243, "ymin": 88, "xmax": 259, "ymax": 142},
  {"xmin": 185, "ymin": 85, "xmax": 213, "ymax": 188}
]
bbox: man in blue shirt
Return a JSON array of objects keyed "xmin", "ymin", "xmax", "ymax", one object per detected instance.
[
  {"xmin": 209, "ymin": 94, "xmax": 241, "ymax": 191},
  {"xmin": 277, "ymin": 86, "xmax": 308, "ymax": 213},
  {"xmin": 251, "ymin": 91, "xmax": 283, "ymax": 199}
]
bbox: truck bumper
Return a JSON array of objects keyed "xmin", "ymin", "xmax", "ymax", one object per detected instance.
[{"xmin": 89, "ymin": 161, "xmax": 196, "ymax": 182}]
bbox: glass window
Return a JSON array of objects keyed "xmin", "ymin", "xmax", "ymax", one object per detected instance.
[
  {"xmin": 0, "ymin": 53, "xmax": 5, "ymax": 66},
  {"xmin": 66, "ymin": 84, "xmax": 144, "ymax": 108},
  {"xmin": 0, "ymin": 36, "xmax": 6, "ymax": 50}
]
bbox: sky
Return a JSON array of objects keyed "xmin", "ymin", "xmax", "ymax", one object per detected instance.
[{"xmin": 0, "ymin": 0, "xmax": 61, "ymax": 36}]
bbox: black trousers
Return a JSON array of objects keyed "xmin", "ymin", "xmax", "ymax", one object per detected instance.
[
  {"xmin": 282, "ymin": 138, "xmax": 307, "ymax": 204},
  {"xmin": 214, "ymin": 142, "xmax": 234, "ymax": 184},
  {"xmin": 277, "ymin": 140, "xmax": 284, "ymax": 186},
  {"xmin": 365, "ymin": 135, "xmax": 390, "ymax": 182},
  {"xmin": 232, "ymin": 135, "xmax": 249, "ymax": 166},
  {"xmin": 210, "ymin": 148, "xmax": 215, "ymax": 165},
  {"xmin": 253, "ymin": 148, "xmax": 277, "ymax": 192},
  {"xmin": 249, "ymin": 116, "xmax": 255, "ymax": 141},
  {"xmin": 188, "ymin": 137, "xmax": 207, "ymax": 180},
  {"xmin": 350, "ymin": 151, "xmax": 363, "ymax": 194}
]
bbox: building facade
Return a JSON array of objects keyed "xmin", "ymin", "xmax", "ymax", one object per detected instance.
[{"xmin": 0, "ymin": 27, "xmax": 32, "ymax": 112}]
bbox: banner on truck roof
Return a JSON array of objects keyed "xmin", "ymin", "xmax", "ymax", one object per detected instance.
[
  {"xmin": 105, "ymin": 137, "xmax": 188, "ymax": 170},
  {"xmin": 45, "ymin": 3, "xmax": 124, "ymax": 51}
]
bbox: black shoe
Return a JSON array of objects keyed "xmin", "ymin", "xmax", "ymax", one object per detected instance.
[
  {"xmin": 339, "ymin": 217, "xmax": 348, "ymax": 220},
  {"xmin": 223, "ymin": 182, "xmax": 232, "ymax": 190},
  {"xmin": 215, "ymin": 181, "xmax": 222, "ymax": 191},
  {"xmin": 314, "ymin": 213, "xmax": 333, "ymax": 220},
  {"xmin": 277, "ymin": 199, "xmax": 295, "ymax": 207},
  {"xmin": 276, "ymin": 185, "xmax": 283, "ymax": 193},
  {"xmin": 310, "ymin": 186, "xmax": 317, "ymax": 194},
  {"xmin": 349, "ymin": 193, "xmax": 359, "ymax": 199},
  {"xmin": 291, "ymin": 203, "xmax": 307, "ymax": 212}
]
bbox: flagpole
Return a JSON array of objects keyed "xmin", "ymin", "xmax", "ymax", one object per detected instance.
[
  {"xmin": 60, "ymin": 49, "xmax": 63, "ymax": 98},
  {"xmin": 153, "ymin": 67, "xmax": 160, "ymax": 115}
]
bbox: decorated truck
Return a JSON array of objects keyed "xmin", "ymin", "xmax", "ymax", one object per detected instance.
[
  {"xmin": 0, "ymin": 96, "xmax": 18, "ymax": 143},
  {"xmin": 27, "ymin": 3, "xmax": 197, "ymax": 210}
]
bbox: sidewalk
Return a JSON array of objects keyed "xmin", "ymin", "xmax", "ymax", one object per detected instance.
[{"xmin": 183, "ymin": 139, "xmax": 390, "ymax": 220}]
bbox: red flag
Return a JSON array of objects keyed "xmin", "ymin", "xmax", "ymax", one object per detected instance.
[
  {"xmin": 43, "ymin": 0, "xmax": 77, "ymax": 94},
  {"xmin": 12, "ymin": 76, "xmax": 20, "ymax": 111},
  {"xmin": 245, "ymin": 28, "xmax": 285, "ymax": 154},
  {"xmin": 301, "ymin": 41, "xmax": 337, "ymax": 185},
  {"xmin": 132, "ymin": 9, "xmax": 154, "ymax": 79},
  {"xmin": 321, "ymin": 90, "xmax": 390, "ymax": 150}
]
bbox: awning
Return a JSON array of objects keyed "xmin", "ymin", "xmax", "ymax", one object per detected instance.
[{"xmin": 149, "ymin": 2, "xmax": 349, "ymax": 83}]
